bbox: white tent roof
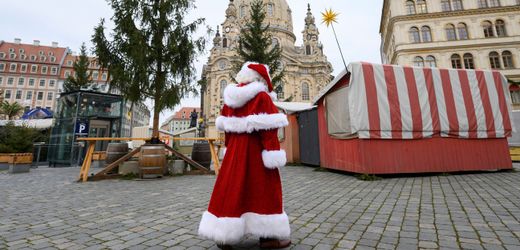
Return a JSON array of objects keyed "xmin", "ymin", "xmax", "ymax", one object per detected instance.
[
  {"xmin": 274, "ymin": 101, "xmax": 315, "ymax": 114},
  {"xmin": 0, "ymin": 119, "xmax": 54, "ymax": 129}
]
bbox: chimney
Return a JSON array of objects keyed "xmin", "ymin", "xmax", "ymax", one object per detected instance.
[
  {"xmin": 14, "ymin": 38, "xmax": 21, "ymax": 44},
  {"xmin": 52, "ymin": 42, "xmax": 58, "ymax": 48},
  {"xmin": 33, "ymin": 40, "xmax": 40, "ymax": 46}
]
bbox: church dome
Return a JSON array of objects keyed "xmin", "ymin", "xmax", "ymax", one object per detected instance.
[{"xmin": 233, "ymin": 0, "xmax": 295, "ymax": 43}]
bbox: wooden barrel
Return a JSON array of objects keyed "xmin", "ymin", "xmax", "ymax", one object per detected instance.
[
  {"xmin": 191, "ymin": 141, "xmax": 211, "ymax": 169},
  {"xmin": 138, "ymin": 144, "xmax": 166, "ymax": 178},
  {"xmin": 105, "ymin": 143, "xmax": 128, "ymax": 172}
]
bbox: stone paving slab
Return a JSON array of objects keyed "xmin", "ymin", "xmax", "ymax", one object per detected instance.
[{"xmin": 2, "ymin": 165, "xmax": 520, "ymax": 249}]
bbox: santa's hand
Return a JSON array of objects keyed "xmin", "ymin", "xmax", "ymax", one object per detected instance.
[{"xmin": 261, "ymin": 150, "xmax": 287, "ymax": 169}]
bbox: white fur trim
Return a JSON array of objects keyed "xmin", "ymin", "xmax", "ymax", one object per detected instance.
[
  {"xmin": 198, "ymin": 211, "xmax": 290, "ymax": 244},
  {"xmin": 262, "ymin": 150, "xmax": 287, "ymax": 169},
  {"xmin": 223, "ymin": 81, "xmax": 267, "ymax": 108},
  {"xmin": 235, "ymin": 62, "xmax": 270, "ymax": 85},
  {"xmin": 269, "ymin": 91, "xmax": 278, "ymax": 101},
  {"xmin": 216, "ymin": 113, "xmax": 288, "ymax": 133},
  {"xmin": 215, "ymin": 116, "xmax": 225, "ymax": 131}
]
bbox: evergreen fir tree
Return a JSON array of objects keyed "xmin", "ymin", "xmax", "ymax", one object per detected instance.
[
  {"xmin": 237, "ymin": 0, "xmax": 283, "ymax": 90},
  {"xmin": 92, "ymin": 0, "xmax": 207, "ymax": 141},
  {"xmin": 63, "ymin": 43, "xmax": 93, "ymax": 92}
]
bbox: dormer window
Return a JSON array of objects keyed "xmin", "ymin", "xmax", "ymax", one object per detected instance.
[
  {"xmin": 267, "ymin": 3, "xmax": 274, "ymax": 16},
  {"xmin": 9, "ymin": 53, "xmax": 16, "ymax": 59},
  {"xmin": 9, "ymin": 48, "xmax": 14, "ymax": 53}
]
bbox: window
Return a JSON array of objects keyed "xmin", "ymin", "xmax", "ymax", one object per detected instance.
[
  {"xmin": 272, "ymin": 37, "xmax": 279, "ymax": 48},
  {"xmin": 426, "ymin": 56, "xmax": 437, "ymax": 67},
  {"xmin": 222, "ymin": 38, "xmax": 228, "ymax": 48},
  {"xmin": 405, "ymin": 1, "xmax": 416, "ymax": 15},
  {"xmin": 496, "ymin": 20, "xmax": 506, "ymax": 37},
  {"xmin": 0, "ymin": 63, "xmax": 4, "ymax": 71},
  {"xmin": 39, "ymin": 79, "xmax": 46, "ymax": 87},
  {"xmin": 0, "ymin": 52, "xmax": 4, "ymax": 59},
  {"xmin": 457, "ymin": 23, "xmax": 469, "ymax": 40},
  {"xmin": 51, "ymin": 67, "xmax": 58, "ymax": 75},
  {"xmin": 483, "ymin": 21, "xmax": 494, "ymax": 38},
  {"xmin": 463, "ymin": 53, "xmax": 475, "ymax": 69},
  {"xmin": 409, "ymin": 27, "xmax": 421, "ymax": 43},
  {"xmin": 37, "ymin": 92, "xmax": 43, "ymax": 100},
  {"xmin": 18, "ymin": 78, "xmax": 25, "ymax": 86},
  {"xmin": 453, "ymin": 0, "xmax": 463, "ymax": 10},
  {"xmin": 9, "ymin": 53, "xmax": 16, "ymax": 59},
  {"xmin": 277, "ymin": 83, "xmax": 284, "ymax": 99},
  {"xmin": 306, "ymin": 45, "xmax": 312, "ymax": 55},
  {"xmin": 67, "ymin": 60, "xmax": 73, "ymax": 66},
  {"xmin": 220, "ymin": 79, "xmax": 227, "ymax": 97},
  {"xmin": 10, "ymin": 63, "xmax": 17, "ymax": 72},
  {"xmin": 92, "ymin": 71, "xmax": 99, "ymax": 80},
  {"xmin": 451, "ymin": 54, "xmax": 463, "ymax": 69},
  {"xmin": 240, "ymin": 6, "xmax": 246, "ymax": 18},
  {"xmin": 29, "ymin": 78, "xmax": 35, "ymax": 86},
  {"xmin": 445, "ymin": 24, "xmax": 457, "ymax": 41},
  {"xmin": 47, "ymin": 92, "xmax": 53, "ymax": 101},
  {"xmin": 26, "ymin": 91, "xmax": 32, "ymax": 100},
  {"xmin": 441, "ymin": 0, "xmax": 451, "ymax": 11},
  {"xmin": 0, "ymin": 77, "xmax": 2, "ymax": 85},
  {"xmin": 7, "ymin": 77, "xmax": 14, "ymax": 85},
  {"xmin": 478, "ymin": 0, "xmax": 488, "ymax": 8},
  {"xmin": 416, "ymin": 0, "xmax": 427, "ymax": 13},
  {"xmin": 102, "ymin": 73, "xmax": 108, "ymax": 81},
  {"xmin": 21, "ymin": 64, "xmax": 27, "ymax": 72},
  {"xmin": 489, "ymin": 0, "xmax": 500, "ymax": 7},
  {"xmin": 267, "ymin": 3, "xmax": 274, "ymax": 16},
  {"xmin": 301, "ymin": 82, "xmax": 310, "ymax": 101},
  {"xmin": 502, "ymin": 51, "xmax": 514, "ymax": 69},
  {"xmin": 49, "ymin": 80, "xmax": 56, "ymax": 87},
  {"xmin": 326, "ymin": 87, "xmax": 351, "ymax": 138},
  {"xmin": 30, "ymin": 55, "xmax": 36, "ymax": 61},
  {"xmin": 413, "ymin": 56, "xmax": 425, "ymax": 67},
  {"xmin": 15, "ymin": 90, "xmax": 22, "ymax": 99},
  {"xmin": 64, "ymin": 71, "xmax": 71, "ymax": 78},
  {"xmin": 5, "ymin": 90, "xmax": 11, "ymax": 99},
  {"xmin": 42, "ymin": 66, "xmax": 48, "ymax": 74},
  {"xmin": 489, "ymin": 52, "xmax": 501, "ymax": 69},
  {"xmin": 31, "ymin": 65, "xmax": 38, "ymax": 73},
  {"xmin": 421, "ymin": 26, "xmax": 432, "ymax": 42}
]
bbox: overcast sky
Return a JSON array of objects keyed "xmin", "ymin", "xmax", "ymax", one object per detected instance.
[{"xmin": 0, "ymin": 0, "xmax": 383, "ymax": 124}]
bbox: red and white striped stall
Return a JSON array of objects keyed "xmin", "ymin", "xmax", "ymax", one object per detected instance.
[{"xmin": 314, "ymin": 62, "xmax": 514, "ymax": 174}]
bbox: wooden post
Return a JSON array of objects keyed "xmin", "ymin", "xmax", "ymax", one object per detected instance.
[
  {"xmin": 78, "ymin": 142, "xmax": 95, "ymax": 182},
  {"xmin": 208, "ymin": 140, "xmax": 220, "ymax": 175}
]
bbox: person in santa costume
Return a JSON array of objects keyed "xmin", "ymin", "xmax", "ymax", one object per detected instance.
[{"xmin": 198, "ymin": 62, "xmax": 291, "ymax": 249}]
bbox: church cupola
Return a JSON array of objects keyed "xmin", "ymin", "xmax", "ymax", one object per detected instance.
[
  {"xmin": 225, "ymin": 0, "xmax": 237, "ymax": 20},
  {"xmin": 213, "ymin": 26, "xmax": 222, "ymax": 47},
  {"xmin": 302, "ymin": 3, "xmax": 321, "ymax": 56}
]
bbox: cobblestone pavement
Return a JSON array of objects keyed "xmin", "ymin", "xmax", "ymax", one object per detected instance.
[{"xmin": 2, "ymin": 165, "xmax": 520, "ymax": 250}]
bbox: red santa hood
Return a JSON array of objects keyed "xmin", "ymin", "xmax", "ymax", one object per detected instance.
[{"xmin": 225, "ymin": 62, "xmax": 277, "ymax": 108}]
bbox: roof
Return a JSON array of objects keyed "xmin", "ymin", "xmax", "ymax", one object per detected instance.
[
  {"xmin": 0, "ymin": 41, "xmax": 68, "ymax": 67},
  {"xmin": 274, "ymin": 101, "xmax": 315, "ymax": 114},
  {"xmin": 161, "ymin": 107, "xmax": 201, "ymax": 127}
]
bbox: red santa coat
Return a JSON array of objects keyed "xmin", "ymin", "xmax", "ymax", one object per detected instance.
[{"xmin": 198, "ymin": 81, "xmax": 290, "ymax": 244}]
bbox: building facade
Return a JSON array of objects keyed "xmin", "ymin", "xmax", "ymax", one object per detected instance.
[
  {"xmin": 0, "ymin": 39, "xmax": 67, "ymax": 117},
  {"xmin": 0, "ymin": 38, "xmax": 151, "ymax": 135},
  {"xmin": 380, "ymin": 0, "xmax": 520, "ymax": 83},
  {"xmin": 161, "ymin": 107, "xmax": 201, "ymax": 133},
  {"xmin": 201, "ymin": 0, "xmax": 333, "ymax": 137}
]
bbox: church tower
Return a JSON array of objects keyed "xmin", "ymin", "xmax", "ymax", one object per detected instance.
[{"xmin": 201, "ymin": 0, "xmax": 333, "ymax": 137}]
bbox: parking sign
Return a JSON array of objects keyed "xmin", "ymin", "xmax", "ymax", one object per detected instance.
[{"xmin": 75, "ymin": 121, "xmax": 89, "ymax": 136}]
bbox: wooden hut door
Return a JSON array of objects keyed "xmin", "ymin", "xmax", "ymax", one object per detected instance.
[{"xmin": 298, "ymin": 109, "xmax": 320, "ymax": 166}]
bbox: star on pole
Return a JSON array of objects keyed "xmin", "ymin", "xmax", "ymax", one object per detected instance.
[{"xmin": 321, "ymin": 8, "xmax": 348, "ymax": 72}]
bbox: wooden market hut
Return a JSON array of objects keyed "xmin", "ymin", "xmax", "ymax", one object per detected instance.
[
  {"xmin": 313, "ymin": 62, "xmax": 513, "ymax": 174},
  {"xmin": 274, "ymin": 102, "xmax": 314, "ymax": 164}
]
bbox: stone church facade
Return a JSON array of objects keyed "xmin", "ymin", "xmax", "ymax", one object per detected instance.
[{"xmin": 201, "ymin": 0, "xmax": 333, "ymax": 137}]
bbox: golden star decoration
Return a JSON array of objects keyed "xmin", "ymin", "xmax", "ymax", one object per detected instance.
[{"xmin": 321, "ymin": 8, "xmax": 339, "ymax": 27}]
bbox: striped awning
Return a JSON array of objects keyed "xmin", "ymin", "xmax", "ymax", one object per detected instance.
[{"xmin": 345, "ymin": 62, "xmax": 513, "ymax": 139}]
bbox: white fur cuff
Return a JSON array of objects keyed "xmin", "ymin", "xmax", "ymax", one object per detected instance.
[
  {"xmin": 262, "ymin": 150, "xmax": 287, "ymax": 169},
  {"xmin": 216, "ymin": 113, "xmax": 288, "ymax": 133}
]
